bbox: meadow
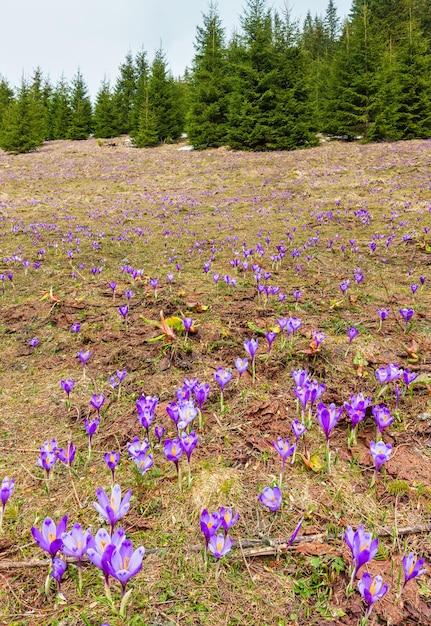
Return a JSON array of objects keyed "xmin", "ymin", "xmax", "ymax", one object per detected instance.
[{"xmin": 0, "ymin": 137, "xmax": 430, "ymax": 625}]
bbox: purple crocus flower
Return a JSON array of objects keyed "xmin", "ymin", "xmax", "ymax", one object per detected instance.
[
  {"xmin": 133, "ymin": 451, "xmax": 154, "ymax": 476},
  {"xmin": 166, "ymin": 401, "xmax": 180, "ymax": 428},
  {"xmin": 215, "ymin": 366, "xmax": 232, "ymax": 389},
  {"xmin": 106, "ymin": 538, "xmax": 145, "ymax": 597},
  {"xmin": 118, "ymin": 304, "xmax": 129, "ymax": 320},
  {"xmin": 94, "ymin": 484, "xmax": 132, "ymax": 535},
  {"xmin": 403, "ymin": 369, "xmax": 418, "ymax": 386},
  {"xmin": 177, "ymin": 399, "xmax": 198, "ymax": 431},
  {"xmin": 375, "ymin": 363, "xmax": 402, "ymax": 384},
  {"xmin": 179, "ymin": 430, "xmax": 198, "ymax": 462},
  {"xmin": 60, "ymin": 378, "xmax": 75, "ymax": 398},
  {"xmin": 265, "ymin": 330, "xmax": 277, "ymax": 350},
  {"xmin": 70, "ymin": 323, "xmax": 81, "ymax": 334},
  {"xmin": 219, "ymin": 507, "xmax": 239, "ymax": 534},
  {"xmin": 286, "ymin": 317, "xmax": 302, "ymax": 334},
  {"xmin": 61, "ymin": 523, "xmax": 92, "ymax": 565},
  {"xmin": 312, "ymin": 330, "xmax": 325, "ymax": 347},
  {"xmin": 29, "ymin": 337, "xmax": 39, "ymax": 348},
  {"xmin": 0, "ymin": 477, "xmax": 14, "ymax": 530},
  {"xmin": 127, "ymin": 437, "xmax": 150, "ymax": 459},
  {"xmin": 292, "ymin": 369, "xmax": 310, "ymax": 388},
  {"xmin": 50, "ymin": 557, "xmax": 67, "ymax": 594},
  {"xmin": 208, "ymin": 533, "xmax": 233, "ymax": 560},
  {"xmin": 272, "ymin": 437, "xmax": 295, "ymax": 485},
  {"xmin": 345, "ymin": 525, "xmax": 379, "ymax": 588},
  {"xmin": 31, "ymin": 516, "xmax": 68, "ymax": 558},
  {"xmin": 372, "ymin": 405, "xmax": 394, "ymax": 434},
  {"xmin": 87, "ymin": 527, "xmax": 125, "ymax": 585},
  {"xmin": 402, "ymin": 553, "xmax": 426, "ymax": 591},
  {"xmin": 358, "ymin": 572, "xmax": 389, "ymax": 621},
  {"xmin": 84, "ymin": 416, "xmax": 100, "ymax": 445},
  {"xmin": 399, "ymin": 307, "xmax": 414, "ymax": 323},
  {"xmin": 116, "ymin": 369, "xmax": 127, "ymax": 383},
  {"xmin": 377, "ymin": 308, "xmax": 390, "ymax": 321},
  {"xmin": 78, "ymin": 349, "xmax": 91, "ymax": 368},
  {"xmin": 200, "ymin": 509, "xmax": 221, "ymax": 545},
  {"xmin": 163, "ymin": 439, "xmax": 183, "ymax": 478},
  {"xmin": 244, "ymin": 338, "xmax": 258, "ymax": 360},
  {"xmin": 293, "ymin": 290, "xmax": 302, "ymax": 302},
  {"xmin": 316, "ymin": 402, "xmax": 342, "ymax": 442},
  {"xmin": 292, "ymin": 419, "xmax": 307, "ymax": 443},
  {"xmin": 90, "ymin": 393, "xmax": 105, "ymax": 416},
  {"xmin": 194, "ymin": 382, "xmax": 210, "ymax": 409},
  {"xmin": 37, "ymin": 450, "xmax": 57, "ymax": 480},
  {"xmin": 136, "ymin": 394, "xmax": 158, "ymax": 436},
  {"xmin": 370, "ymin": 440, "xmax": 392, "ymax": 475},
  {"xmin": 104, "ymin": 451, "xmax": 120, "ymax": 482},
  {"xmin": 57, "ymin": 442, "xmax": 76, "ymax": 467},
  {"xmin": 259, "ymin": 485, "xmax": 282, "ymax": 512},
  {"xmin": 347, "ymin": 326, "xmax": 359, "ymax": 343},
  {"xmin": 234, "ymin": 357, "xmax": 249, "ymax": 378},
  {"xmin": 182, "ymin": 317, "xmax": 193, "ymax": 333},
  {"xmin": 154, "ymin": 425, "xmax": 165, "ymax": 442}
]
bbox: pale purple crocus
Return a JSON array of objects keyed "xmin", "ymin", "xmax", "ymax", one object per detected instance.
[
  {"xmin": 265, "ymin": 330, "xmax": 277, "ymax": 351},
  {"xmin": 154, "ymin": 425, "xmax": 165, "ymax": 442},
  {"xmin": 316, "ymin": 402, "xmax": 343, "ymax": 472},
  {"xmin": 60, "ymin": 379, "xmax": 75, "ymax": 407},
  {"xmin": 118, "ymin": 304, "xmax": 129, "ymax": 324},
  {"xmin": 61, "ymin": 522, "xmax": 91, "ymax": 593},
  {"xmin": 0, "ymin": 477, "xmax": 14, "ymax": 531},
  {"xmin": 77, "ymin": 349, "xmax": 91, "ymax": 377},
  {"xmin": 50, "ymin": 557, "xmax": 67, "ymax": 596},
  {"xmin": 208, "ymin": 533, "xmax": 233, "ymax": 561},
  {"xmin": 127, "ymin": 437, "xmax": 150, "ymax": 460},
  {"xmin": 90, "ymin": 393, "xmax": 105, "ymax": 417},
  {"xmin": 372, "ymin": 405, "xmax": 394, "ymax": 437},
  {"xmin": 399, "ymin": 307, "xmax": 414, "ymax": 329},
  {"xmin": 370, "ymin": 440, "xmax": 392, "ymax": 484},
  {"xmin": 84, "ymin": 416, "xmax": 100, "ymax": 457},
  {"xmin": 358, "ymin": 572, "xmax": 388, "ymax": 622},
  {"xmin": 94, "ymin": 484, "xmax": 132, "ymax": 536},
  {"xmin": 31, "ymin": 515, "xmax": 68, "ymax": 558},
  {"xmin": 106, "ymin": 538, "xmax": 145, "ymax": 610},
  {"xmin": 104, "ymin": 451, "xmax": 120, "ymax": 483},
  {"xmin": 272, "ymin": 437, "xmax": 295, "ymax": 486},
  {"xmin": 259, "ymin": 485, "xmax": 282, "ymax": 512},
  {"xmin": 87, "ymin": 526, "xmax": 125, "ymax": 586},
  {"xmin": 400, "ymin": 553, "xmax": 426, "ymax": 597},
  {"xmin": 214, "ymin": 367, "xmax": 233, "ymax": 412},
  {"xmin": 346, "ymin": 326, "xmax": 359, "ymax": 355},
  {"xmin": 57, "ymin": 442, "xmax": 76, "ymax": 467},
  {"xmin": 180, "ymin": 430, "xmax": 198, "ymax": 486},
  {"xmin": 345, "ymin": 525, "xmax": 379, "ymax": 591},
  {"xmin": 164, "ymin": 439, "xmax": 183, "ymax": 485},
  {"xmin": 234, "ymin": 357, "xmax": 249, "ymax": 381},
  {"xmin": 219, "ymin": 507, "xmax": 240, "ymax": 535},
  {"xmin": 244, "ymin": 338, "xmax": 258, "ymax": 384},
  {"xmin": 133, "ymin": 451, "xmax": 154, "ymax": 476},
  {"xmin": 182, "ymin": 318, "xmax": 193, "ymax": 343}
]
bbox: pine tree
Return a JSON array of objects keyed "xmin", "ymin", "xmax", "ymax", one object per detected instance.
[
  {"xmin": 186, "ymin": 1, "xmax": 230, "ymax": 148},
  {"xmin": 0, "ymin": 79, "xmax": 46, "ymax": 153},
  {"xmin": 93, "ymin": 79, "xmax": 118, "ymax": 138},
  {"xmin": 68, "ymin": 70, "xmax": 92, "ymax": 140}
]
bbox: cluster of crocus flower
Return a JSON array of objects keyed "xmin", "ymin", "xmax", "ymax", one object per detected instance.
[
  {"xmin": 200, "ymin": 507, "xmax": 239, "ymax": 577},
  {"xmin": 344, "ymin": 393, "xmax": 372, "ymax": 447}
]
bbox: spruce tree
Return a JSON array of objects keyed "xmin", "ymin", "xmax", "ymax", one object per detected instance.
[
  {"xmin": 0, "ymin": 79, "xmax": 46, "ymax": 153},
  {"xmin": 146, "ymin": 47, "xmax": 184, "ymax": 143},
  {"xmin": 0, "ymin": 78, "xmax": 14, "ymax": 128},
  {"xmin": 49, "ymin": 77, "xmax": 72, "ymax": 140},
  {"xmin": 113, "ymin": 52, "xmax": 137, "ymax": 135},
  {"xmin": 93, "ymin": 79, "xmax": 118, "ymax": 138},
  {"xmin": 130, "ymin": 49, "xmax": 150, "ymax": 137},
  {"xmin": 186, "ymin": 1, "xmax": 230, "ymax": 148},
  {"xmin": 68, "ymin": 70, "xmax": 92, "ymax": 140}
]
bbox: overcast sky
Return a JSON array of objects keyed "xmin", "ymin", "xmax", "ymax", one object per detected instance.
[{"xmin": 1, "ymin": 0, "xmax": 352, "ymax": 99}]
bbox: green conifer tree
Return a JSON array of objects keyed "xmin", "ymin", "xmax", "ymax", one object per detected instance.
[
  {"xmin": 49, "ymin": 77, "xmax": 72, "ymax": 140},
  {"xmin": 0, "ymin": 79, "xmax": 46, "ymax": 153},
  {"xmin": 113, "ymin": 52, "xmax": 137, "ymax": 135},
  {"xmin": 93, "ymin": 79, "xmax": 118, "ymax": 138},
  {"xmin": 68, "ymin": 70, "xmax": 92, "ymax": 140},
  {"xmin": 186, "ymin": 1, "xmax": 230, "ymax": 148}
]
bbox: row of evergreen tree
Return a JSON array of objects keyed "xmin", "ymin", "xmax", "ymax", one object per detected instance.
[{"xmin": 1, "ymin": 0, "xmax": 431, "ymax": 153}]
